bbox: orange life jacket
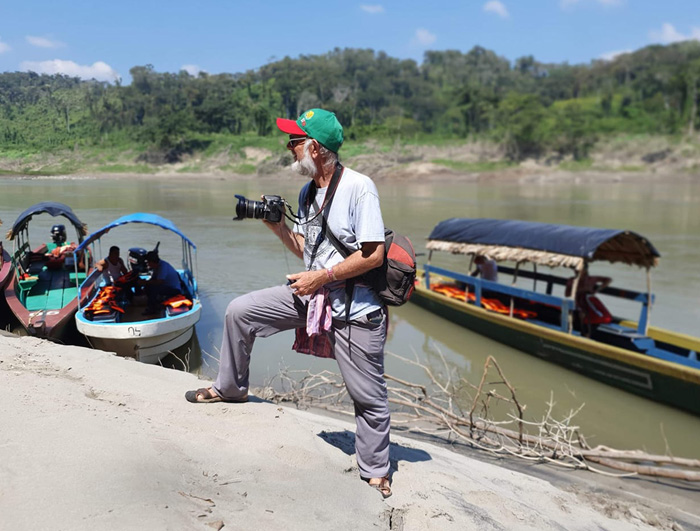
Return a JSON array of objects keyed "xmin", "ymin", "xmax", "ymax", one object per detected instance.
[
  {"xmin": 162, "ymin": 294, "xmax": 193, "ymax": 308},
  {"xmin": 431, "ymin": 283, "xmax": 537, "ymax": 320}
]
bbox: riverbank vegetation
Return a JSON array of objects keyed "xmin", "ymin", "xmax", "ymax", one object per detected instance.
[{"xmin": 1, "ymin": 41, "xmax": 700, "ymax": 175}]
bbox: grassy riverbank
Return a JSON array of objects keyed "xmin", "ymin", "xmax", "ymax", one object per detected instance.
[{"xmin": 1, "ymin": 134, "xmax": 700, "ymax": 180}]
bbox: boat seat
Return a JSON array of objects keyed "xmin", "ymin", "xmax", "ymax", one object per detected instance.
[
  {"xmin": 595, "ymin": 323, "xmax": 646, "ymax": 339},
  {"xmin": 591, "ymin": 323, "xmax": 654, "ymax": 354},
  {"xmin": 88, "ymin": 309, "xmax": 121, "ymax": 323},
  {"xmin": 18, "ymin": 278, "xmax": 39, "ymax": 291}
]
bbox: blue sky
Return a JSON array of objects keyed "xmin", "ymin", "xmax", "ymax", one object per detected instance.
[{"xmin": 0, "ymin": 0, "xmax": 698, "ymax": 83}]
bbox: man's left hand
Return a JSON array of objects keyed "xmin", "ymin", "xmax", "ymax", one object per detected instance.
[{"xmin": 286, "ymin": 270, "xmax": 327, "ymax": 297}]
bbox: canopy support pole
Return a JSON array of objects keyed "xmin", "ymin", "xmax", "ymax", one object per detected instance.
[
  {"xmin": 532, "ymin": 263, "xmax": 538, "ymax": 292},
  {"xmin": 638, "ymin": 267, "xmax": 652, "ymax": 336},
  {"xmin": 567, "ymin": 266, "xmax": 582, "ymax": 334},
  {"xmin": 425, "ymin": 250, "xmax": 433, "ymax": 289},
  {"xmin": 509, "ymin": 263, "xmax": 520, "ymax": 318}
]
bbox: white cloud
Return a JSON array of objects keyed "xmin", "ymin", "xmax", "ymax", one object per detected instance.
[
  {"xmin": 0, "ymin": 37, "xmax": 11, "ymax": 54},
  {"xmin": 181, "ymin": 64, "xmax": 205, "ymax": 76},
  {"xmin": 413, "ymin": 28, "xmax": 436, "ymax": 46},
  {"xmin": 599, "ymin": 49, "xmax": 631, "ymax": 61},
  {"xmin": 483, "ymin": 1, "xmax": 509, "ymax": 18},
  {"xmin": 26, "ymin": 35, "xmax": 65, "ymax": 48},
  {"xmin": 360, "ymin": 4, "xmax": 384, "ymax": 14},
  {"xmin": 20, "ymin": 59, "xmax": 120, "ymax": 82},
  {"xmin": 649, "ymin": 23, "xmax": 700, "ymax": 44}
]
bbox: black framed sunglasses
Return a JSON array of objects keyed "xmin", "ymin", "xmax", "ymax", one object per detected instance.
[{"xmin": 286, "ymin": 137, "xmax": 308, "ymax": 150}]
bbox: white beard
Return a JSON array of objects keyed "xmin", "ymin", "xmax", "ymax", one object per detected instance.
[{"xmin": 291, "ymin": 144, "xmax": 317, "ymax": 178}]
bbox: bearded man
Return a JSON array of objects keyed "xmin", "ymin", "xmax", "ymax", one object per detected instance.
[{"xmin": 185, "ymin": 109, "xmax": 392, "ymax": 498}]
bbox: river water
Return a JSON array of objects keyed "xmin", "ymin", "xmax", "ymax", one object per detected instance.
[{"xmin": 1, "ymin": 173, "xmax": 699, "ymax": 458}]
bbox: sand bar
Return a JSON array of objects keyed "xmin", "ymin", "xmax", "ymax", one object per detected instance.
[{"xmin": 1, "ymin": 333, "xmax": 698, "ymax": 530}]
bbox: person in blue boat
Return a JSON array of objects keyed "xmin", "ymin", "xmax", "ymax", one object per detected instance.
[
  {"xmin": 139, "ymin": 250, "xmax": 181, "ymax": 316},
  {"xmin": 185, "ymin": 108, "xmax": 393, "ymax": 499},
  {"xmin": 95, "ymin": 246, "xmax": 128, "ymax": 285}
]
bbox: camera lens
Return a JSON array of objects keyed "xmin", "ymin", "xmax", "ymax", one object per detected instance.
[{"xmin": 234, "ymin": 194, "xmax": 266, "ymax": 220}]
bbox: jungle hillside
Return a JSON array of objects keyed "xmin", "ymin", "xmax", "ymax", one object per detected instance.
[{"xmin": 1, "ymin": 42, "xmax": 700, "ymax": 177}]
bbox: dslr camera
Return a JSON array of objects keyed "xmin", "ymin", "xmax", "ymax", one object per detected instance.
[{"xmin": 234, "ymin": 194, "xmax": 285, "ymax": 223}]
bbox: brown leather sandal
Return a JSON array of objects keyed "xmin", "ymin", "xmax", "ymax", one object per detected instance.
[
  {"xmin": 368, "ymin": 475, "xmax": 392, "ymax": 499},
  {"xmin": 185, "ymin": 387, "xmax": 248, "ymax": 404}
]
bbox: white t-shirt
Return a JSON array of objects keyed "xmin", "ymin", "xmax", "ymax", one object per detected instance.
[
  {"xmin": 102, "ymin": 257, "xmax": 125, "ymax": 284},
  {"xmin": 478, "ymin": 259, "xmax": 498, "ymax": 282},
  {"xmin": 293, "ymin": 167, "xmax": 385, "ymax": 320}
]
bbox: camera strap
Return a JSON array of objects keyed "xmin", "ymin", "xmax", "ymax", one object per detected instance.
[
  {"xmin": 305, "ymin": 162, "xmax": 344, "ymax": 269},
  {"xmin": 294, "ymin": 163, "xmax": 344, "ymax": 227}
]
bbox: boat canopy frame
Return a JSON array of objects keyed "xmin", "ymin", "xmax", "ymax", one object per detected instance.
[
  {"xmin": 6, "ymin": 202, "xmax": 88, "ymax": 257},
  {"xmin": 75, "ymin": 213, "xmax": 199, "ymax": 303}
]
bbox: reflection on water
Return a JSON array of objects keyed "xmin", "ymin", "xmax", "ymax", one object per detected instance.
[{"xmin": 1, "ymin": 174, "xmax": 699, "ymax": 458}]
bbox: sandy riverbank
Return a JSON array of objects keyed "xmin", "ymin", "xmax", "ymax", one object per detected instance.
[{"xmin": 1, "ymin": 332, "xmax": 698, "ymax": 530}]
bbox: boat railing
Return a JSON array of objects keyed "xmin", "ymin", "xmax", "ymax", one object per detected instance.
[
  {"xmin": 498, "ymin": 265, "xmax": 568, "ymax": 295},
  {"xmin": 78, "ymin": 268, "xmax": 104, "ymax": 308},
  {"xmin": 424, "ymin": 264, "xmax": 575, "ymax": 332}
]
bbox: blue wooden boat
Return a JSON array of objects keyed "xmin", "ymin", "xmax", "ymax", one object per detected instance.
[
  {"xmin": 74, "ymin": 213, "xmax": 201, "ymax": 364},
  {"xmin": 411, "ymin": 218, "xmax": 700, "ymax": 416},
  {"xmin": 4, "ymin": 202, "xmax": 90, "ymax": 339}
]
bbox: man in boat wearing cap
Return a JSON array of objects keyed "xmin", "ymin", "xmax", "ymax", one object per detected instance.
[{"xmin": 186, "ymin": 109, "xmax": 392, "ymax": 498}]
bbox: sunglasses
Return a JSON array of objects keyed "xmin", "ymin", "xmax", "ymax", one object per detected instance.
[{"xmin": 286, "ymin": 137, "xmax": 308, "ymax": 150}]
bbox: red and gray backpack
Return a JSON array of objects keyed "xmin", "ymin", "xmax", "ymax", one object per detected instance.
[{"xmin": 361, "ymin": 229, "xmax": 416, "ymax": 306}]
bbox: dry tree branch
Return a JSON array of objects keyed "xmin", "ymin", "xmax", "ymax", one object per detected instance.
[{"xmin": 255, "ymin": 352, "xmax": 700, "ymax": 482}]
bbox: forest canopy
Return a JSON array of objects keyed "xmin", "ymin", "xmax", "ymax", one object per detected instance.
[{"xmin": 1, "ymin": 41, "xmax": 699, "ymax": 162}]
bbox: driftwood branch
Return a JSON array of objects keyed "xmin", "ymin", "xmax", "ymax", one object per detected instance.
[{"xmin": 255, "ymin": 352, "xmax": 700, "ymax": 482}]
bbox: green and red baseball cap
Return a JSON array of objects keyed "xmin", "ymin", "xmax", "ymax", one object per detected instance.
[{"xmin": 276, "ymin": 108, "xmax": 344, "ymax": 153}]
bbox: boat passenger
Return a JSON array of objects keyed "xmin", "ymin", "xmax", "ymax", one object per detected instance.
[
  {"xmin": 139, "ymin": 251, "xmax": 182, "ymax": 316},
  {"xmin": 456, "ymin": 255, "xmax": 498, "ymax": 290},
  {"xmin": 566, "ymin": 267, "xmax": 613, "ymax": 334},
  {"xmin": 95, "ymin": 246, "xmax": 128, "ymax": 285},
  {"xmin": 472, "ymin": 256, "xmax": 498, "ymax": 282}
]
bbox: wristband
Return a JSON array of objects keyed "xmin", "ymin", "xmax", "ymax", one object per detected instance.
[{"xmin": 326, "ymin": 267, "xmax": 336, "ymax": 282}]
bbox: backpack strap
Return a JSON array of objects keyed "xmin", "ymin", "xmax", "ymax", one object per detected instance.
[{"xmin": 320, "ymin": 216, "xmax": 359, "ymax": 323}]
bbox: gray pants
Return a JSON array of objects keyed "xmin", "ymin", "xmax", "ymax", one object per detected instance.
[{"xmin": 213, "ymin": 284, "xmax": 390, "ymax": 479}]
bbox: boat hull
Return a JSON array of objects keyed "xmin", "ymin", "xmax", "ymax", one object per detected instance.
[
  {"xmin": 0, "ymin": 247, "xmax": 11, "ymax": 291},
  {"xmin": 4, "ymin": 275, "xmax": 79, "ymax": 340},
  {"xmin": 76, "ymin": 304, "xmax": 201, "ymax": 364},
  {"xmin": 411, "ymin": 281, "xmax": 700, "ymax": 416}
]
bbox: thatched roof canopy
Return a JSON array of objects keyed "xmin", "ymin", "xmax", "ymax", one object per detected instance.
[{"xmin": 426, "ymin": 218, "xmax": 660, "ymax": 270}]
